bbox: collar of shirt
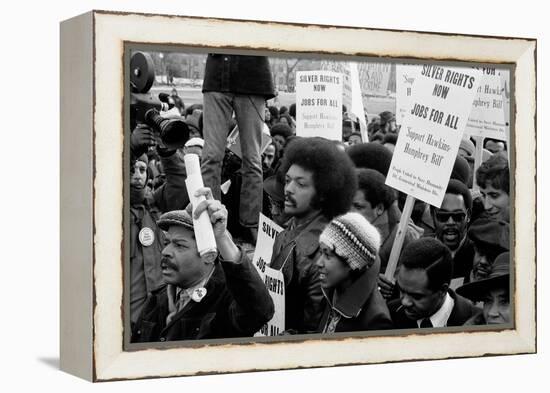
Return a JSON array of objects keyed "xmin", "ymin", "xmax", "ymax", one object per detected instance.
[
  {"xmin": 417, "ymin": 292, "xmax": 454, "ymax": 328},
  {"xmin": 450, "ymin": 235, "xmax": 467, "ymax": 259},
  {"xmin": 168, "ymin": 268, "xmax": 215, "ymax": 315}
]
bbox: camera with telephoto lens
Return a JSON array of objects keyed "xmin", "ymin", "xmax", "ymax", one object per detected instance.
[{"xmin": 130, "ymin": 51, "xmax": 189, "ymax": 149}]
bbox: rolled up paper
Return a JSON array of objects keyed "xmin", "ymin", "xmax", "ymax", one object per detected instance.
[{"xmin": 184, "ymin": 153, "xmax": 218, "ymax": 263}]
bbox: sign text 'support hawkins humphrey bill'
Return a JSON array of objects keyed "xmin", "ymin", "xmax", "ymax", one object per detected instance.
[{"xmin": 386, "ymin": 64, "xmax": 482, "ymax": 207}]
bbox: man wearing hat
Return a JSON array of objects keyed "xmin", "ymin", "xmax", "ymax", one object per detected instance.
[
  {"xmin": 457, "ymin": 252, "xmax": 511, "ymax": 325},
  {"xmin": 468, "ymin": 219, "xmax": 509, "ymax": 282},
  {"xmin": 131, "ymin": 188, "xmax": 274, "ymax": 342},
  {"xmin": 316, "ymin": 212, "xmax": 393, "ymax": 333},
  {"xmin": 388, "ymin": 238, "xmax": 480, "ymax": 329}
]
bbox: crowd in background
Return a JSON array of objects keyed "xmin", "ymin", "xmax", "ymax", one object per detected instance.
[{"xmin": 129, "ymin": 54, "xmax": 511, "ymax": 343}]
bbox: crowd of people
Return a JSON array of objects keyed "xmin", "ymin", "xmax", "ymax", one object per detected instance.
[{"xmin": 129, "ymin": 54, "xmax": 511, "ymax": 343}]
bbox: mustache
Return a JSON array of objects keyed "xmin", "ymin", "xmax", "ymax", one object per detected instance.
[
  {"xmin": 284, "ymin": 194, "xmax": 296, "ymax": 206},
  {"xmin": 161, "ymin": 257, "xmax": 178, "ymax": 271}
]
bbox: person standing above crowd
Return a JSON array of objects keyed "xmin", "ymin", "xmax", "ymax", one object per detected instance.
[
  {"xmin": 131, "ymin": 188, "xmax": 274, "ymax": 342},
  {"xmin": 201, "ymin": 54, "xmax": 276, "ymax": 244},
  {"xmin": 270, "ymin": 137, "xmax": 357, "ymax": 334},
  {"xmin": 316, "ymin": 212, "xmax": 393, "ymax": 333},
  {"xmin": 388, "ymin": 238, "xmax": 480, "ymax": 329}
]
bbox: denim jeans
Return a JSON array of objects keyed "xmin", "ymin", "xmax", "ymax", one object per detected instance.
[{"xmin": 201, "ymin": 92, "xmax": 265, "ymax": 228}]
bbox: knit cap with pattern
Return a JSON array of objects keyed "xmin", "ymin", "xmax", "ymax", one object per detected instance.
[{"xmin": 319, "ymin": 212, "xmax": 381, "ymax": 271}]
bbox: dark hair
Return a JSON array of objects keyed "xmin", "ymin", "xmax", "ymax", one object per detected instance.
[
  {"xmin": 399, "ymin": 238, "xmax": 453, "ymax": 292},
  {"xmin": 378, "ymin": 111, "xmax": 396, "ymax": 126},
  {"xmin": 264, "ymin": 141, "xmax": 279, "ymax": 169},
  {"xmin": 278, "ymin": 113, "xmax": 293, "ymax": 126},
  {"xmin": 450, "ymin": 155, "xmax": 471, "ymax": 186},
  {"xmin": 280, "ymin": 137, "xmax": 357, "ymax": 219},
  {"xmin": 370, "ymin": 132, "xmax": 385, "ymax": 143},
  {"xmin": 446, "ymin": 179, "xmax": 473, "ymax": 210},
  {"xmin": 356, "ymin": 168, "xmax": 396, "ymax": 210},
  {"xmin": 268, "ymin": 105, "xmax": 280, "ymax": 119},
  {"xmin": 476, "ymin": 154, "xmax": 509, "ymax": 193},
  {"xmin": 382, "ymin": 133, "xmax": 398, "ymax": 145},
  {"xmin": 279, "ymin": 106, "xmax": 288, "ymax": 115},
  {"xmin": 270, "ymin": 123, "xmax": 293, "ymax": 139},
  {"xmin": 289, "ymin": 103, "xmax": 296, "ymax": 118},
  {"xmin": 368, "ymin": 122, "xmax": 380, "ymax": 135},
  {"xmin": 347, "ymin": 142, "xmax": 393, "ymax": 176}
]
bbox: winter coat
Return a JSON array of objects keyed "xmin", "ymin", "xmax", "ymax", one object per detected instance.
[
  {"xmin": 318, "ymin": 258, "xmax": 393, "ymax": 333},
  {"xmin": 130, "ymin": 151, "xmax": 189, "ymax": 324},
  {"xmin": 202, "ymin": 54, "xmax": 276, "ymax": 99},
  {"xmin": 388, "ymin": 289, "xmax": 481, "ymax": 329},
  {"xmin": 269, "ymin": 213, "xmax": 328, "ymax": 334},
  {"xmin": 131, "ymin": 250, "xmax": 274, "ymax": 342}
]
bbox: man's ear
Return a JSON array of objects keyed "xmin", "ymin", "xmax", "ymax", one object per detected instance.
[
  {"xmin": 440, "ymin": 283, "xmax": 449, "ymax": 296},
  {"xmin": 375, "ymin": 203, "xmax": 385, "ymax": 218}
]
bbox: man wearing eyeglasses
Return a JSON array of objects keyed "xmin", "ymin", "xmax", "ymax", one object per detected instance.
[{"xmin": 430, "ymin": 179, "xmax": 475, "ymax": 288}]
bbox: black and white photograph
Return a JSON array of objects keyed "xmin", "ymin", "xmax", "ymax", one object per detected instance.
[
  {"xmin": 55, "ymin": 8, "xmax": 538, "ymax": 383},
  {"xmin": 125, "ymin": 48, "xmax": 514, "ymax": 345}
]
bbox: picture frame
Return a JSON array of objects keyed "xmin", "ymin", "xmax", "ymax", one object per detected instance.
[{"xmin": 60, "ymin": 10, "xmax": 536, "ymax": 382}]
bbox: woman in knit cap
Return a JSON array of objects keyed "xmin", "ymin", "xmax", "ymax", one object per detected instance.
[{"xmin": 316, "ymin": 212, "xmax": 393, "ymax": 333}]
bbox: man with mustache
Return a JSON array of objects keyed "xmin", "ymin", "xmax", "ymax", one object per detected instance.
[
  {"xmin": 388, "ymin": 238, "xmax": 480, "ymax": 329},
  {"xmin": 269, "ymin": 137, "xmax": 357, "ymax": 334},
  {"xmin": 131, "ymin": 188, "xmax": 274, "ymax": 342},
  {"xmin": 430, "ymin": 179, "xmax": 475, "ymax": 286}
]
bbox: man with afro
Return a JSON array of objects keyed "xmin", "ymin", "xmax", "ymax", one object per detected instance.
[{"xmin": 269, "ymin": 137, "xmax": 357, "ymax": 333}]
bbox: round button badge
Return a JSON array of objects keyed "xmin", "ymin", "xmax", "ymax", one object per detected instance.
[{"xmin": 138, "ymin": 227, "xmax": 155, "ymax": 247}]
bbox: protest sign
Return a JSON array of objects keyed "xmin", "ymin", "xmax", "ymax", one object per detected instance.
[
  {"xmin": 255, "ymin": 267, "xmax": 285, "ymax": 337},
  {"xmin": 252, "ymin": 214, "xmax": 285, "ymax": 336},
  {"xmin": 296, "ymin": 70, "xmax": 343, "ymax": 140},
  {"xmin": 386, "ymin": 64, "xmax": 482, "ymax": 208},
  {"xmin": 349, "ymin": 62, "xmax": 368, "ymax": 142},
  {"xmin": 360, "ymin": 62, "xmax": 392, "ymax": 96},
  {"xmin": 252, "ymin": 213, "xmax": 283, "ymax": 275},
  {"xmin": 395, "ymin": 64, "xmax": 420, "ymax": 124},
  {"xmin": 319, "ymin": 62, "xmax": 368, "ymax": 141},
  {"xmin": 464, "ymin": 67, "xmax": 509, "ymax": 142}
]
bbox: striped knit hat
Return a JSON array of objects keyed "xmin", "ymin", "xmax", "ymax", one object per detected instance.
[{"xmin": 319, "ymin": 212, "xmax": 381, "ymax": 271}]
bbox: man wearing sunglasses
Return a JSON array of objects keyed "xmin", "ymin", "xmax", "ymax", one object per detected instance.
[{"xmin": 430, "ymin": 179, "xmax": 475, "ymax": 287}]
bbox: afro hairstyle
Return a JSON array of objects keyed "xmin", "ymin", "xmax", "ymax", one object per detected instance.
[{"xmin": 279, "ymin": 137, "xmax": 357, "ymax": 219}]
